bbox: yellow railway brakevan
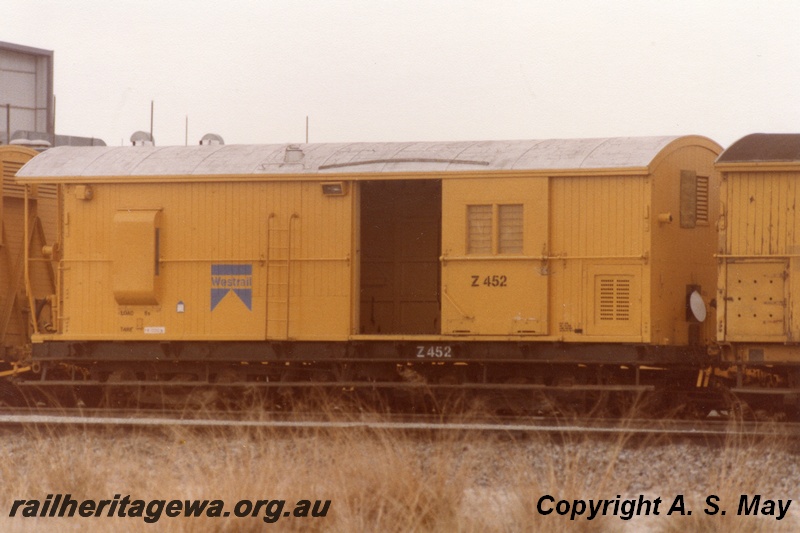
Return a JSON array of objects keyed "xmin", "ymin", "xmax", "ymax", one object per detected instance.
[
  {"xmin": 16, "ymin": 136, "xmax": 721, "ymax": 350},
  {"xmin": 6, "ymin": 135, "xmax": 741, "ymax": 413}
]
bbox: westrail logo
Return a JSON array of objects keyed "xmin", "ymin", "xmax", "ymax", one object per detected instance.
[{"xmin": 211, "ymin": 264, "xmax": 252, "ymax": 311}]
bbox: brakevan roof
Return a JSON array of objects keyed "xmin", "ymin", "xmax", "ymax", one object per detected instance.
[
  {"xmin": 716, "ymin": 133, "xmax": 800, "ymax": 164},
  {"xmin": 15, "ymin": 136, "xmax": 717, "ymax": 181}
]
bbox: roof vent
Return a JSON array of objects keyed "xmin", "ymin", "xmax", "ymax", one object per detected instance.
[
  {"xmin": 130, "ymin": 131, "xmax": 155, "ymax": 146},
  {"xmin": 284, "ymin": 144, "xmax": 304, "ymax": 163},
  {"xmin": 200, "ymin": 133, "xmax": 225, "ymax": 146}
]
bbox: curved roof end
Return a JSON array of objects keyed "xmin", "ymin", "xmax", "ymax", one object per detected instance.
[{"xmin": 717, "ymin": 133, "xmax": 800, "ymax": 163}]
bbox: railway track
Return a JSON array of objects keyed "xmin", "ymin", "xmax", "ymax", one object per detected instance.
[{"xmin": 0, "ymin": 408, "xmax": 797, "ymax": 439}]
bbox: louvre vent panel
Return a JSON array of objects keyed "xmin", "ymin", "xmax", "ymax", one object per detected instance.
[
  {"xmin": 696, "ymin": 175, "xmax": 709, "ymax": 224},
  {"xmin": 38, "ymin": 183, "xmax": 58, "ymax": 199},
  {"xmin": 3, "ymin": 161, "xmax": 26, "ymax": 198},
  {"xmin": 598, "ymin": 277, "xmax": 631, "ymax": 322},
  {"xmin": 1, "ymin": 161, "xmax": 55, "ymax": 199}
]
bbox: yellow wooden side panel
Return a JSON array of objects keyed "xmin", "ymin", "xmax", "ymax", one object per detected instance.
[
  {"xmin": 550, "ymin": 176, "xmax": 645, "ymax": 257},
  {"xmin": 283, "ymin": 182, "xmax": 352, "ymax": 340},
  {"xmin": 725, "ymin": 171, "xmax": 796, "ymax": 256},
  {"xmin": 441, "ymin": 177, "xmax": 548, "ymax": 335},
  {"xmin": 64, "ymin": 183, "xmax": 164, "ymax": 337},
  {"xmin": 59, "ymin": 181, "xmax": 353, "ymax": 341},
  {"xmin": 549, "ymin": 175, "xmax": 647, "ymax": 339},
  {"xmin": 165, "ymin": 181, "xmax": 265, "ymax": 340}
]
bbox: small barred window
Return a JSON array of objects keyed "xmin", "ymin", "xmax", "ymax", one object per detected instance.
[
  {"xmin": 467, "ymin": 205, "xmax": 493, "ymax": 254},
  {"xmin": 498, "ymin": 204, "xmax": 523, "ymax": 254},
  {"xmin": 466, "ymin": 203, "xmax": 524, "ymax": 255}
]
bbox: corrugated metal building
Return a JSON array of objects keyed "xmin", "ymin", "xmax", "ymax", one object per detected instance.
[
  {"xmin": 1, "ymin": 41, "xmax": 104, "ymax": 147},
  {"xmin": 0, "ymin": 42, "xmax": 53, "ymax": 144}
]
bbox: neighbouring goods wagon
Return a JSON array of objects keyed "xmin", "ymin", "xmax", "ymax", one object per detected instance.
[
  {"xmin": 15, "ymin": 136, "xmax": 721, "ymax": 370},
  {"xmin": 716, "ymin": 133, "xmax": 800, "ymax": 366},
  {"xmin": 0, "ymin": 145, "xmax": 56, "ymax": 365}
]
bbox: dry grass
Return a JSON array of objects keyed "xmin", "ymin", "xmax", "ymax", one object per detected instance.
[{"xmin": 0, "ymin": 412, "xmax": 798, "ymax": 532}]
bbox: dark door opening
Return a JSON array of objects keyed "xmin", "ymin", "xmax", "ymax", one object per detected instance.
[{"xmin": 359, "ymin": 180, "xmax": 441, "ymax": 334}]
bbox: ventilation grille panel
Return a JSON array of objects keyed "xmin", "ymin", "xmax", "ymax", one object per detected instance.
[
  {"xmin": 2, "ymin": 161, "xmax": 25, "ymax": 198},
  {"xmin": 597, "ymin": 277, "xmax": 631, "ymax": 322},
  {"xmin": 696, "ymin": 175, "xmax": 709, "ymax": 224}
]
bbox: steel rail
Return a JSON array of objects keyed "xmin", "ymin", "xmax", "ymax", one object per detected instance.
[
  {"xmin": 0, "ymin": 411, "xmax": 795, "ymax": 438},
  {"xmin": 14, "ymin": 380, "xmax": 656, "ymax": 392}
]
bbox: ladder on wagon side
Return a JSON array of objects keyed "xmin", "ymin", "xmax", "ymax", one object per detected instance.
[{"xmin": 265, "ymin": 213, "xmax": 299, "ymax": 340}]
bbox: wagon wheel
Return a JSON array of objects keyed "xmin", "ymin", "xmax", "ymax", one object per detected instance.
[
  {"xmin": 103, "ymin": 370, "xmax": 140, "ymax": 408},
  {"xmin": 718, "ymin": 389, "xmax": 755, "ymax": 422},
  {"xmin": 214, "ymin": 369, "xmax": 258, "ymax": 411},
  {"xmin": 0, "ymin": 379, "xmax": 23, "ymax": 407}
]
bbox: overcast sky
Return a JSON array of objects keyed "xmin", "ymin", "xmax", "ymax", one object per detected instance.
[{"xmin": 5, "ymin": 1, "xmax": 800, "ymax": 148}]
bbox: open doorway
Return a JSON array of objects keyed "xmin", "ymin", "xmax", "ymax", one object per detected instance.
[{"xmin": 359, "ymin": 180, "xmax": 441, "ymax": 334}]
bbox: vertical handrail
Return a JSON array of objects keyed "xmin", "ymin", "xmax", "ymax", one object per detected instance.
[
  {"xmin": 285, "ymin": 213, "xmax": 299, "ymax": 339},
  {"xmin": 264, "ymin": 213, "xmax": 274, "ymax": 338},
  {"xmin": 0, "ymin": 224, "xmax": 20, "ymax": 342},
  {"xmin": 54, "ymin": 183, "xmax": 63, "ymax": 332}
]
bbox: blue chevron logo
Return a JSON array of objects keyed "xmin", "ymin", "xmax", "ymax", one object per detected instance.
[{"xmin": 210, "ymin": 264, "xmax": 252, "ymax": 311}]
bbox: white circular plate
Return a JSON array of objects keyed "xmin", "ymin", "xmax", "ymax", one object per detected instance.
[{"xmin": 689, "ymin": 291, "xmax": 707, "ymax": 322}]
